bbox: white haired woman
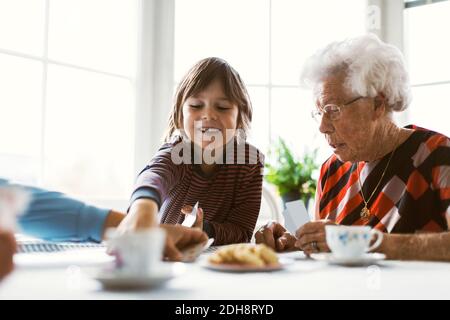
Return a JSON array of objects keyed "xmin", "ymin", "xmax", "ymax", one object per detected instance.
[{"xmin": 255, "ymin": 34, "xmax": 450, "ymax": 261}]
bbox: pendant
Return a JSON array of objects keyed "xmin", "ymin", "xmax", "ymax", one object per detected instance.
[{"xmin": 360, "ymin": 206, "xmax": 371, "ymax": 220}]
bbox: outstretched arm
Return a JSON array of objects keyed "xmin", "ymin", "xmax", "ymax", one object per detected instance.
[{"xmin": 378, "ymin": 231, "xmax": 450, "ymax": 262}]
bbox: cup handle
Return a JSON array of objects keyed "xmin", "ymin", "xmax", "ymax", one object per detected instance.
[{"xmin": 367, "ymin": 229, "xmax": 384, "ymax": 252}]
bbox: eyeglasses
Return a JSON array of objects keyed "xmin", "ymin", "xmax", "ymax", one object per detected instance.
[{"xmin": 311, "ymin": 96, "xmax": 365, "ymax": 123}]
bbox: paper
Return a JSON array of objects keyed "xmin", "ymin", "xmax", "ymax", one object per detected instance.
[
  {"xmin": 182, "ymin": 201, "xmax": 198, "ymax": 227},
  {"xmin": 283, "ymin": 200, "xmax": 310, "ymax": 234}
]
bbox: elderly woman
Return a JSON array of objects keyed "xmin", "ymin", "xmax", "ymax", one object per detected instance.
[{"xmin": 256, "ymin": 34, "xmax": 450, "ymax": 261}]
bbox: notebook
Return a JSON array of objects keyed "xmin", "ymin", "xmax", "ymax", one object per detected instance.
[
  {"xmin": 14, "ymin": 237, "xmax": 111, "ymax": 268},
  {"xmin": 17, "ymin": 240, "xmax": 105, "ymax": 253}
]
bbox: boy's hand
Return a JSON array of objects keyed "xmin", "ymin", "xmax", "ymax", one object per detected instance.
[
  {"xmin": 181, "ymin": 205, "xmax": 204, "ymax": 230},
  {"xmin": 160, "ymin": 224, "xmax": 208, "ymax": 261}
]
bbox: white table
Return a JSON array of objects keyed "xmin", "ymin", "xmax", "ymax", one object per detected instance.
[{"xmin": 1, "ymin": 250, "xmax": 450, "ymax": 299}]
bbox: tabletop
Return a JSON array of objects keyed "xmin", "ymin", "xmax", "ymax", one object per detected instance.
[{"xmin": 1, "ymin": 249, "xmax": 450, "ymax": 300}]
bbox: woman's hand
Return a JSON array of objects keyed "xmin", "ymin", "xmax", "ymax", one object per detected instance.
[
  {"xmin": 181, "ymin": 205, "xmax": 204, "ymax": 230},
  {"xmin": 116, "ymin": 199, "xmax": 158, "ymax": 234},
  {"xmin": 254, "ymin": 221, "xmax": 297, "ymax": 252},
  {"xmin": 295, "ymin": 220, "xmax": 335, "ymax": 256},
  {"xmin": 0, "ymin": 231, "xmax": 16, "ymax": 281}
]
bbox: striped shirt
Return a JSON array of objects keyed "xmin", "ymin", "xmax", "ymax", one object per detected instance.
[
  {"xmin": 130, "ymin": 137, "xmax": 264, "ymax": 245},
  {"xmin": 315, "ymin": 125, "xmax": 450, "ymax": 233}
]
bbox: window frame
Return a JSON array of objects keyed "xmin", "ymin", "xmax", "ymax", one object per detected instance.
[{"xmin": 0, "ymin": 0, "xmax": 175, "ymax": 210}]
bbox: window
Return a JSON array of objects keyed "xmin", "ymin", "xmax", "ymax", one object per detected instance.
[
  {"xmin": 0, "ymin": 0, "xmax": 138, "ymax": 206},
  {"xmin": 174, "ymin": 0, "xmax": 367, "ymax": 222},
  {"xmin": 174, "ymin": 0, "xmax": 366, "ymax": 164},
  {"xmin": 403, "ymin": 0, "xmax": 450, "ymax": 136}
]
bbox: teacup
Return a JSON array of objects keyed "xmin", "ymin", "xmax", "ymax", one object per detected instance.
[
  {"xmin": 325, "ymin": 225, "xmax": 383, "ymax": 259},
  {"xmin": 105, "ymin": 228, "xmax": 166, "ymax": 276}
]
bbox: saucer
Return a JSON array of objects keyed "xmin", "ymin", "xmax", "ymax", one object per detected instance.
[
  {"xmin": 310, "ymin": 252, "xmax": 386, "ymax": 266},
  {"xmin": 94, "ymin": 268, "xmax": 175, "ymax": 290}
]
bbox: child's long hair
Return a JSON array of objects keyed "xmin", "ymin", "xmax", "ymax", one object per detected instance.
[{"xmin": 164, "ymin": 57, "xmax": 252, "ymax": 142}]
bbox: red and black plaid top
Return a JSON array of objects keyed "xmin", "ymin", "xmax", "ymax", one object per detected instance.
[
  {"xmin": 315, "ymin": 125, "xmax": 450, "ymax": 233},
  {"xmin": 131, "ymin": 137, "xmax": 264, "ymax": 245}
]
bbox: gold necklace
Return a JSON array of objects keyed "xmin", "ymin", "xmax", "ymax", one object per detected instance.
[{"xmin": 357, "ymin": 146, "xmax": 397, "ymax": 220}]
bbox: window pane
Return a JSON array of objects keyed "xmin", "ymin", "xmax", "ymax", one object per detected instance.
[
  {"xmin": 0, "ymin": 0, "xmax": 45, "ymax": 56},
  {"xmin": 44, "ymin": 65, "xmax": 135, "ymax": 199},
  {"xmin": 271, "ymin": 88, "xmax": 329, "ymax": 164},
  {"xmin": 0, "ymin": 154, "xmax": 40, "ymax": 185},
  {"xmin": 405, "ymin": 0, "xmax": 449, "ymax": 8},
  {"xmin": 247, "ymin": 87, "xmax": 269, "ymax": 154},
  {"xmin": 48, "ymin": 0, "xmax": 138, "ymax": 76},
  {"xmin": 407, "ymin": 84, "xmax": 450, "ymax": 136},
  {"xmin": 0, "ymin": 54, "xmax": 42, "ymax": 183},
  {"xmin": 174, "ymin": 0, "xmax": 270, "ymax": 85},
  {"xmin": 272, "ymin": 0, "xmax": 366, "ymax": 85},
  {"xmin": 404, "ymin": 1, "xmax": 450, "ymax": 84}
]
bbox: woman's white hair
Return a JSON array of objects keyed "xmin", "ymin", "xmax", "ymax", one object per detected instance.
[{"xmin": 300, "ymin": 34, "xmax": 411, "ymax": 112}]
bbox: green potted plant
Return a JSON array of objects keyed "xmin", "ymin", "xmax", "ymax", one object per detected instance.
[{"xmin": 265, "ymin": 138, "xmax": 318, "ymax": 209}]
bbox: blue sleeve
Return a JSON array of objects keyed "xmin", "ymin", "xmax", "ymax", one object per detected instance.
[{"xmin": 1, "ymin": 179, "xmax": 110, "ymax": 242}]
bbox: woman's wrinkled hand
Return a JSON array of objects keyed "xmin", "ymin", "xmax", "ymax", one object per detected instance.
[{"xmin": 295, "ymin": 220, "xmax": 335, "ymax": 256}]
